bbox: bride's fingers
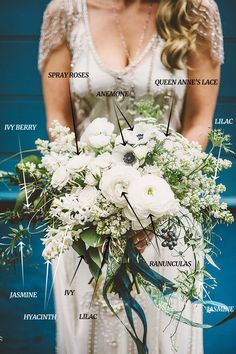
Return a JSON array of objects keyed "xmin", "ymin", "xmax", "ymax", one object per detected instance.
[
  {"xmin": 133, "ymin": 231, "xmax": 151, "ymax": 245},
  {"xmin": 135, "ymin": 236, "xmax": 153, "ymax": 252}
]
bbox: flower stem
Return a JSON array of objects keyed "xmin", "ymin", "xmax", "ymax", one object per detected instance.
[{"xmin": 133, "ymin": 274, "xmax": 140, "ymax": 294}]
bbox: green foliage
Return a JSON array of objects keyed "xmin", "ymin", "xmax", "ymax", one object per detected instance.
[
  {"xmin": 14, "ymin": 190, "xmax": 27, "ymax": 212},
  {"xmin": 72, "ymin": 236, "xmax": 102, "ymax": 280},
  {"xmin": 16, "ymin": 155, "xmax": 41, "ymax": 183},
  {"xmin": 0, "ymin": 224, "xmax": 32, "ymax": 270},
  {"xmin": 72, "ymin": 239, "xmax": 88, "ymax": 261},
  {"xmin": 88, "ymin": 247, "xmax": 101, "ymax": 268},
  {"xmin": 208, "ymin": 129, "xmax": 234, "ymax": 154},
  {"xmin": 80, "ymin": 229, "xmax": 104, "ymax": 247}
]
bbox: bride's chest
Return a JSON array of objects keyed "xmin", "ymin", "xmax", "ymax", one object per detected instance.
[{"xmin": 68, "ymin": 22, "xmax": 187, "ymax": 100}]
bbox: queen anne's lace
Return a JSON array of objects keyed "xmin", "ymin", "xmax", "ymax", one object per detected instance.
[
  {"xmin": 38, "ymin": 0, "xmax": 224, "ymax": 73},
  {"xmin": 191, "ymin": 0, "xmax": 224, "ymax": 63}
]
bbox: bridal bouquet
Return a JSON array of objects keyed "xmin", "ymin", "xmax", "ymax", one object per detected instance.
[{"xmin": 0, "ymin": 113, "xmax": 234, "ymax": 353}]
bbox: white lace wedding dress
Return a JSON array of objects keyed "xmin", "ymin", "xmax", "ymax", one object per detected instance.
[{"xmin": 38, "ymin": 1, "xmax": 224, "ymax": 353}]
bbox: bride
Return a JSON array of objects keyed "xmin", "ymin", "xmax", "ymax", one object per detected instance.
[{"xmin": 38, "ymin": 0, "xmax": 223, "ymax": 353}]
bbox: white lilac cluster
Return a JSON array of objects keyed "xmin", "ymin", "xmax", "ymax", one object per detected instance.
[{"xmin": 34, "ymin": 119, "xmax": 233, "ymax": 260}]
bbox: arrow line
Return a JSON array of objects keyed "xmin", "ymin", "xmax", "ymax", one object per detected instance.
[
  {"xmin": 44, "ymin": 260, "xmax": 51, "ymax": 310},
  {"xmin": 214, "ymin": 144, "xmax": 222, "ymax": 180},
  {"xmin": 149, "ymin": 214, "xmax": 157, "ymax": 235},
  {"xmin": 114, "ymin": 104, "xmax": 127, "ymax": 146},
  {"xmin": 121, "ymin": 193, "xmax": 159, "ymax": 255},
  {"xmin": 90, "ymin": 237, "xmax": 111, "ymax": 308},
  {"xmin": 70, "ymin": 256, "xmax": 84, "ymax": 286},
  {"xmin": 68, "ymin": 81, "xmax": 80, "ymax": 155},
  {"xmin": 149, "ymin": 214, "xmax": 160, "ymax": 253},
  {"xmin": 165, "ymin": 93, "xmax": 175, "ymax": 137},
  {"xmin": 18, "ymin": 241, "xmax": 25, "ymax": 288},
  {"xmin": 18, "ymin": 135, "xmax": 30, "ymax": 207},
  {"xmin": 114, "ymin": 102, "xmax": 134, "ymax": 130}
]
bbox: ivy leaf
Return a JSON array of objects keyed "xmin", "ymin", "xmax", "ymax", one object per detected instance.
[
  {"xmin": 88, "ymin": 259, "xmax": 100, "ymax": 280},
  {"xmin": 80, "ymin": 229, "xmax": 103, "ymax": 247},
  {"xmin": 88, "ymin": 247, "xmax": 101, "ymax": 268},
  {"xmin": 14, "ymin": 190, "xmax": 26, "ymax": 212},
  {"xmin": 205, "ymin": 254, "xmax": 220, "ymax": 270},
  {"xmin": 72, "ymin": 239, "xmax": 88, "ymax": 262}
]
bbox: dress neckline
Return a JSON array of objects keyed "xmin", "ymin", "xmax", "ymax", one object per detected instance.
[{"xmin": 82, "ymin": 0, "xmax": 158, "ymax": 77}]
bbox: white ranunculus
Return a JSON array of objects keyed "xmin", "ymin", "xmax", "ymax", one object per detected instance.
[
  {"xmin": 80, "ymin": 117, "xmax": 115, "ymax": 148},
  {"xmin": 123, "ymin": 175, "xmax": 179, "ymax": 229},
  {"xmin": 112, "ymin": 145, "xmax": 139, "ymax": 167},
  {"xmin": 94, "ymin": 152, "xmax": 112, "ymax": 169},
  {"xmin": 99, "ymin": 165, "xmax": 141, "ymax": 207},
  {"xmin": 51, "ymin": 166, "xmax": 70, "ymax": 189},
  {"xmin": 67, "ymin": 154, "xmax": 93, "ymax": 172}
]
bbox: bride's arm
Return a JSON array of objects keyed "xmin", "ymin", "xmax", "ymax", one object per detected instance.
[
  {"xmin": 181, "ymin": 39, "xmax": 221, "ymax": 150},
  {"xmin": 42, "ymin": 43, "xmax": 74, "ymax": 134}
]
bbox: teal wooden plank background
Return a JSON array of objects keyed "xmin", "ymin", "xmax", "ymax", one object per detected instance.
[{"xmin": 0, "ymin": 1, "xmax": 235, "ymax": 354}]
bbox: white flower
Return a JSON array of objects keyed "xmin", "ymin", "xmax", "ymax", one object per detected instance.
[
  {"xmin": 42, "ymin": 227, "xmax": 74, "ymax": 260},
  {"xmin": 99, "ymin": 165, "xmax": 141, "ymax": 207},
  {"xmin": 41, "ymin": 153, "xmax": 69, "ymax": 173},
  {"xmin": 51, "ymin": 166, "xmax": 70, "ymax": 189},
  {"xmin": 78, "ymin": 186, "xmax": 99, "ymax": 209},
  {"xmin": 116, "ymin": 122, "xmax": 158, "ymax": 146},
  {"xmin": 133, "ymin": 145, "xmax": 148, "ymax": 160},
  {"xmin": 112, "ymin": 145, "xmax": 139, "ymax": 167},
  {"xmin": 142, "ymin": 165, "xmax": 163, "ymax": 177},
  {"xmin": 67, "ymin": 154, "xmax": 93, "ymax": 172},
  {"xmin": 80, "ymin": 117, "xmax": 115, "ymax": 148},
  {"xmin": 123, "ymin": 175, "xmax": 179, "ymax": 230},
  {"xmin": 94, "ymin": 152, "xmax": 112, "ymax": 169},
  {"xmin": 85, "ymin": 172, "xmax": 98, "ymax": 186}
]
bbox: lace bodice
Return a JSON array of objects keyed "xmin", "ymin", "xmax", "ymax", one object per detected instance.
[{"xmin": 38, "ymin": 0, "xmax": 224, "ymax": 133}]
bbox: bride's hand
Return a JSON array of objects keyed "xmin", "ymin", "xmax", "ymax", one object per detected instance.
[{"xmin": 132, "ymin": 231, "xmax": 154, "ymax": 253}]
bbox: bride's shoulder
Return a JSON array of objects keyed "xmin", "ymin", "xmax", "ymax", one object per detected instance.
[
  {"xmin": 190, "ymin": 0, "xmax": 224, "ymax": 63},
  {"xmin": 38, "ymin": 0, "xmax": 81, "ymax": 72},
  {"xmin": 43, "ymin": 0, "xmax": 79, "ymax": 17},
  {"xmin": 190, "ymin": 0, "xmax": 221, "ymax": 17}
]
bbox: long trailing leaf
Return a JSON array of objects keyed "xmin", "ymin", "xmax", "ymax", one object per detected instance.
[{"xmin": 0, "ymin": 149, "xmax": 38, "ymax": 166}]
